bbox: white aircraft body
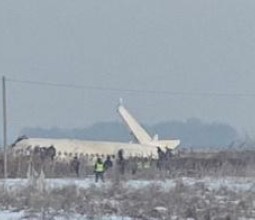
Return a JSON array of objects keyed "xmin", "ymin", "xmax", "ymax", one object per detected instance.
[{"xmin": 12, "ymin": 104, "xmax": 180, "ymax": 159}]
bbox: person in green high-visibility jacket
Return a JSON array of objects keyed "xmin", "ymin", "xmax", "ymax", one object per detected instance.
[{"xmin": 94, "ymin": 158, "xmax": 106, "ymax": 182}]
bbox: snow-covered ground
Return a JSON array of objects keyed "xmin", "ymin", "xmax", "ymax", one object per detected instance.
[
  {"xmin": 0, "ymin": 210, "xmax": 25, "ymax": 220},
  {"xmin": 0, "ymin": 176, "xmax": 254, "ymax": 219},
  {"xmin": 0, "ymin": 176, "xmax": 254, "ymax": 192},
  {"xmin": 0, "ymin": 211, "xmax": 132, "ymax": 220}
]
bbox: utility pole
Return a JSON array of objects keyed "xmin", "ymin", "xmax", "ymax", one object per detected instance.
[{"xmin": 2, "ymin": 76, "xmax": 7, "ymax": 179}]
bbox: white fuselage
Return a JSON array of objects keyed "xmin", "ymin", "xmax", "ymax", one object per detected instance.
[{"xmin": 12, "ymin": 138, "xmax": 158, "ymax": 159}]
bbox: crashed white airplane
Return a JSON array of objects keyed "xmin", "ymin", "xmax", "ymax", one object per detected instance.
[{"xmin": 12, "ymin": 104, "xmax": 180, "ymax": 159}]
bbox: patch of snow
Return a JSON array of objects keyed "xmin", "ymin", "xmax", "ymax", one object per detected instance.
[
  {"xmin": 0, "ymin": 210, "xmax": 131, "ymax": 220},
  {"xmin": 0, "ymin": 176, "xmax": 254, "ymax": 193},
  {"xmin": 0, "ymin": 210, "xmax": 25, "ymax": 220}
]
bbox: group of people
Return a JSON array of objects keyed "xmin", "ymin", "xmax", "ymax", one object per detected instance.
[
  {"xmin": 94, "ymin": 155, "xmax": 113, "ymax": 182},
  {"xmin": 70, "ymin": 147, "xmax": 174, "ymax": 182},
  {"xmin": 71, "ymin": 154, "xmax": 113, "ymax": 182}
]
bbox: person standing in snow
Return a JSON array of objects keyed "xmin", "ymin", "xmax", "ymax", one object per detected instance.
[
  {"xmin": 94, "ymin": 158, "xmax": 105, "ymax": 183},
  {"xmin": 104, "ymin": 155, "xmax": 113, "ymax": 170},
  {"xmin": 117, "ymin": 149, "xmax": 125, "ymax": 175},
  {"xmin": 71, "ymin": 156, "xmax": 80, "ymax": 177}
]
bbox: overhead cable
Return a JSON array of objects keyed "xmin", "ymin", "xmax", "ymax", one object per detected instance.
[{"xmin": 6, "ymin": 77, "xmax": 255, "ymax": 98}]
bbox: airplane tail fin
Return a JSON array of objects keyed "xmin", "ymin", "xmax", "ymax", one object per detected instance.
[
  {"xmin": 118, "ymin": 103, "xmax": 180, "ymax": 150},
  {"xmin": 117, "ymin": 104, "xmax": 152, "ymax": 144}
]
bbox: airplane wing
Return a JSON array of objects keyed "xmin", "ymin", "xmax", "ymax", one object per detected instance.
[{"xmin": 117, "ymin": 105, "xmax": 152, "ymax": 144}]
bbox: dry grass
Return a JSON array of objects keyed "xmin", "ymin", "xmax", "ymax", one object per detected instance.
[
  {"xmin": 0, "ymin": 150, "xmax": 254, "ymax": 219},
  {"xmin": 1, "ymin": 149, "xmax": 255, "ymax": 179},
  {"xmin": 0, "ymin": 178, "xmax": 254, "ymax": 219}
]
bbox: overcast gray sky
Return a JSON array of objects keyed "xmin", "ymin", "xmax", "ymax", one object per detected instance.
[{"xmin": 1, "ymin": 0, "xmax": 255, "ymax": 141}]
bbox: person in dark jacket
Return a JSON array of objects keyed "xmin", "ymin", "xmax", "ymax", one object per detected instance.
[
  {"xmin": 94, "ymin": 158, "xmax": 105, "ymax": 182},
  {"xmin": 104, "ymin": 155, "xmax": 113, "ymax": 170},
  {"xmin": 157, "ymin": 147, "xmax": 165, "ymax": 170},
  {"xmin": 165, "ymin": 147, "xmax": 173, "ymax": 161},
  {"xmin": 117, "ymin": 149, "xmax": 125, "ymax": 175},
  {"xmin": 71, "ymin": 156, "xmax": 80, "ymax": 177}
]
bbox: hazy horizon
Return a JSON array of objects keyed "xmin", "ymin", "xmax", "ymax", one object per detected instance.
[
  {"xmin": 1, "ymin": 0, "xmax": 255, "ymax": 143},
  {"xmin": 18, "ymin": 118, "xmax": 240, "ymax": 149}
]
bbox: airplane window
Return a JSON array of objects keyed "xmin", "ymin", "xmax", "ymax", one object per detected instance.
[
  {"xmin": 58, "ymin": 152, "xmax": 62, "ymax": 156},
  {"xmin": 64, "ymin": 152, "xmax": 68, "ymax": 156}
]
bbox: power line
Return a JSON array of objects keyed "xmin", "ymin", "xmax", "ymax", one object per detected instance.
[{"xmin": 6, "ymin": 77, "xmax": 255, "ymax": 98}]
